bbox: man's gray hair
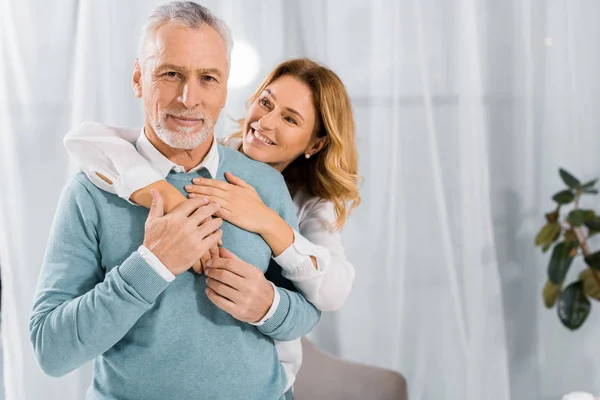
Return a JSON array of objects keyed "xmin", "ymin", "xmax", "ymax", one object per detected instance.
[{"xmin": 138, "ymin": 1, "xmax": 233, "ymax": 68}]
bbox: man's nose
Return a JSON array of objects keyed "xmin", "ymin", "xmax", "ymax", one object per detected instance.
[{"xmin": 177, "ymin": 79, "xmax": 202, "ymax": 109}]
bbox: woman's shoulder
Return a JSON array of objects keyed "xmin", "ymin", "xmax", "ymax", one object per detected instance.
[
  {"xmin": 217, "ymin": 144, "xmax": 287, "ymax": 203},
  {"xmin": 217, "ymin": 135, "xmax": 242, "ymax": 150},
  {"xmin": 218, "ymin": 144, "xmax": 278, "ymax": 178},
  {"xmin": 292, "ymin": 188, "xmax": 335, "ymax": 223}
]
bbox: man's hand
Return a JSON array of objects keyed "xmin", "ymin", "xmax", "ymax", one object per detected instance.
[
  {"xmin": 204, "ymin": 247, "xmax": 274, "ymax": 323},
  {"xmin": 196, "ymin": 244, "xmax": 220, "ymax": 274},
  {"xmin": 143, "ymin": 190, "xmax": 223, "ymax": 276}
]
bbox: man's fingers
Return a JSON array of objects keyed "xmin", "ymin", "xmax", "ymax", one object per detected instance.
[
  {"xmin": 206, "ymin": 287, "xmax": 236, "ymax": 314},
  {"xmin": 192, "ymin": 259, "xmax": 203, "ymax": 274},
  {"xmin": 202, "ymin": 229, "xmax": 223, "ymax": 251},
  {"xmin": 205, "ymin": 276, "xmax": 239, "ymax": 302},
  {"xmin": 171, "ymin": 196, "xmax": 209, "ymax": 217},
  {"xmin": 219, "ymin": 247, "xmax": 241, "ymax": 261},
  {"xmin": 206, "ymin": 257, "xmax": 250, "ymax": 278},
  {"xmin": 205, "ymin": 267, "xmax": 244, "ymax": 290},
  {"xmin": 198, "ymin": 250, "xmax": 213, "ymax": 274},
  {"xmin": 209, "ymin": 244, "xmax": 220, "ymax": 260},
  {"xmin": 195, "ymin": 244, "xmax": 220, "ymax": 275},
  {"xmin": 190, "ymin": 202, "xmax": 221, "ymax": 225},
  {"xmin": 196, "ymin": 217, "xmax": 223, "ymax": 240},
  {"xmin": 147, "ymin": 189, "xmax": 165, "ymax": 220}
]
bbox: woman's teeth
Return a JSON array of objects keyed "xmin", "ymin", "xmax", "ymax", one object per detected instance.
[{"xmin": 249, "ymin": 129, "xmax": 274, "ymax": 145}]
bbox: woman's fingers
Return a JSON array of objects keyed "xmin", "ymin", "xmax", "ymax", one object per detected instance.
[{"xmin": 224, "ymin": 172, "xmax": 251, "ymax": 188}]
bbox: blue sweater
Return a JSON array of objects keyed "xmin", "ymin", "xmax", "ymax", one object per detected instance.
[{"xmin": 30, "ymin": 145, "xmax": 321, "ymax": 400}]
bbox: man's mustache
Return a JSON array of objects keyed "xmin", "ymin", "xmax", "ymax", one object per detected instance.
[{"xmin": 163, "ymin": 109, "xmax": 209, "ymax": 121}]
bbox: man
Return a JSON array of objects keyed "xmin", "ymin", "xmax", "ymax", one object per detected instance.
[{"xmin": 29, "ymin": 2, "xmax": 320, "ymax": 399}]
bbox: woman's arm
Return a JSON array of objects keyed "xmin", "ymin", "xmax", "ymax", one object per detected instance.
[
  {"xmin": 269, "ymin": 200, "xmax": 355, "ymax": 312},
  {"xmin": 64, "ymin": 122, "xmax": 162, "ymax": 199},
  {"xmin": 258, "ymin": 209, "xmax": 298, "ymax": 257},
  {"xmin": 129, "ymin": 180, "xmax": 187, "ymax": 213},
  {"xmin": 185, "ymin": 176, "xmax": 355, "ymax": 312},
  {"xmin": 64, "ymin": 121, "xmax": 188, "ymax": 212},
  {"xmin": 64, "ymin": 122, "xmax": 211, "ymax": 272}
]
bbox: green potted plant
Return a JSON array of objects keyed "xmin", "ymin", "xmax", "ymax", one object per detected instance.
[{"xmin": 536, "ymin": 168, "xmax": 600, "ymax": 329}]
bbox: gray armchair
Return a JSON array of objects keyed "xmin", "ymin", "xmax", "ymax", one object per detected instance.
[{"xmin": 295, "ymin": 338, "xmax": 408, "ymax": 400}]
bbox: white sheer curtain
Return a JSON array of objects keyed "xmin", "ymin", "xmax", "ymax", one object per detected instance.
[{"xmin": 1, "ymin": 1, "xmax": 600, "ymax": 399}]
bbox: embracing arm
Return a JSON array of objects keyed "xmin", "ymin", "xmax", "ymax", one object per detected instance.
[
  {"xmin": 271, "ymin": 199, "xmax": 355, "ymax": 311},
  {"xmin": 252, "ymin": 179, "xmax": 324, "ymax": 340},
  {"xmin": 63, "ymin": 121, "xmax": 184, "ymax": 212},
  {"xmin": 64, "ymin": 123, "xmax": 216, "ymax": 274},
  {"xmin": 186, "ymin": 174, "xmax": 355, "ymax": 311}
]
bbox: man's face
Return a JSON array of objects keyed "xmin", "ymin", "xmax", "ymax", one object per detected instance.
[{"xmin": 133, "ymin": 23, "xmax": 229, "ymax": 149}]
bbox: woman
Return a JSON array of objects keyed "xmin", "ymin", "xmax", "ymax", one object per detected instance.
[{"xmin": 64, "ymin": 58, "xmax": 361, "ymax": 395}]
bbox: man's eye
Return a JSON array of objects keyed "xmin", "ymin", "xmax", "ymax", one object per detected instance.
[
  {"xmin": 164, "ymin": 72, "xmax": 180, "ymax": 79},
  {"xmin": 202, "ymin": 75, "xmax": 217, "ymax": 83}
]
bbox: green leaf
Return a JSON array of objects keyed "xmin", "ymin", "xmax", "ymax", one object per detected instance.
[
  {"xmin": 557, "ymin": 281, "xmax": 591, "ymax": 330},
  {"xmin": 547, "ymin": 242, "xmax": 578, "ymax": 285},
  {"xmin": 568, "ymin": 210, "xmax": 587, "ymax": 227},
  {"xmin": 580, "ymin": 210, "xmax": 599, "ymax": 235},
  {"xmin": 589, "ymin": 229, "xmax": 600, "ymax": 238},
  {"xmin": 584, "ymin": 250, "xmax": 600, "ymax": 271},
  {"xmin": 579, "ymin": 269, "xmax": 600, "ymax": 301},
  {"xmin": 581, "ymin": 179, "xmax": 598, "ymax": 189},
  {"xmin": 542, "ymin": 242, "xmax": 552, "ymax": 252},
  {"xmin": 583, "ymin": 209, "xmax": 596, "ymax": 222},
  {"xmin": 535, "ymin": 222, "xmax": 562, "ymax": 249},
  {"xmin": 543, "ymin": 280, "xmax": 562, "ymax": 308},
  {"xmin": 583, "ymin": 189, "xmax": 599, "ymax": 195},
  {"xmin": 552, "ymin": 190, "xmax": 575, "ymax": 204},
  {"xmin": 559, "ymin": 168, "xmax": 581, "ymax": 189},
  {"xmin": 585, "ymin": 217, "xmax": 600, "ymax": 231}
]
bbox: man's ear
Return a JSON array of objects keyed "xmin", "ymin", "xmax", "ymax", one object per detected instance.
[{"xmin": 133, "ymin": 59, "xmax": 143, "ymax": 98}]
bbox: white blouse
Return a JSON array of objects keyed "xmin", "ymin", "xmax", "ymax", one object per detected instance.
[{"xmin": 64, "ymin": 122, "xmax": 356, "ymax": 391}]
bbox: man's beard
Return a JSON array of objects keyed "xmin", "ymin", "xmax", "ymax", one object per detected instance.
[{"xmin": 151, "ymin": 108, "xmax": 215, "ymax": 150}]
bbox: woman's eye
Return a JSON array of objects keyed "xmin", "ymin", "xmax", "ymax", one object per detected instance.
[{"xmin": 285, "ymin": 116, "xmax": 297, "ymax": 125}]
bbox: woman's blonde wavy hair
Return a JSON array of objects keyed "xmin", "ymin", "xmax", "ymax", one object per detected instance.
[{"xmin": 224, "ymin": 58, "xmax": 361, "ymax": 230}]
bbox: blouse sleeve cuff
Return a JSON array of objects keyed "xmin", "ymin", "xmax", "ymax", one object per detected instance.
[
  {"xmin": 272, "ymin": 229, "xmax": 331, "ymax": 275},
  {"xmin": 111, "ymin": 164, "xmax": 164, "ymax": 204}
]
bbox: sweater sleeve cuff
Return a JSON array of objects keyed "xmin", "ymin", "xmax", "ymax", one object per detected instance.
[
  {"xmin": 137, "ymin": 245, "xmax": 175, "ymax": 282},
  {"xmin": 256, "ymin": 287, "xmax": 291, "ymax": 334},
  {"xmin": 248, "ymin": 281, "xmax": 280, "ymax": 326},
  {"xmin": 118, "ymin": 251, "xmax": 171, "ymax": 303},
  {"xmin": 111, "ymin": 164, "xmax": 163, "ymax": 204}
]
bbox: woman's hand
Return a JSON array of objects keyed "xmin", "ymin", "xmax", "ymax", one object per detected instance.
[{"xmin": 185, "ymin": 172, "xmax": 273, "ymax": 234}]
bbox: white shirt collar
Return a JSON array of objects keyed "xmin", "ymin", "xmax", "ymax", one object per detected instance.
[{"xmin": 135, "ymin": 128, "xmax": 220, "ymax": 178}]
